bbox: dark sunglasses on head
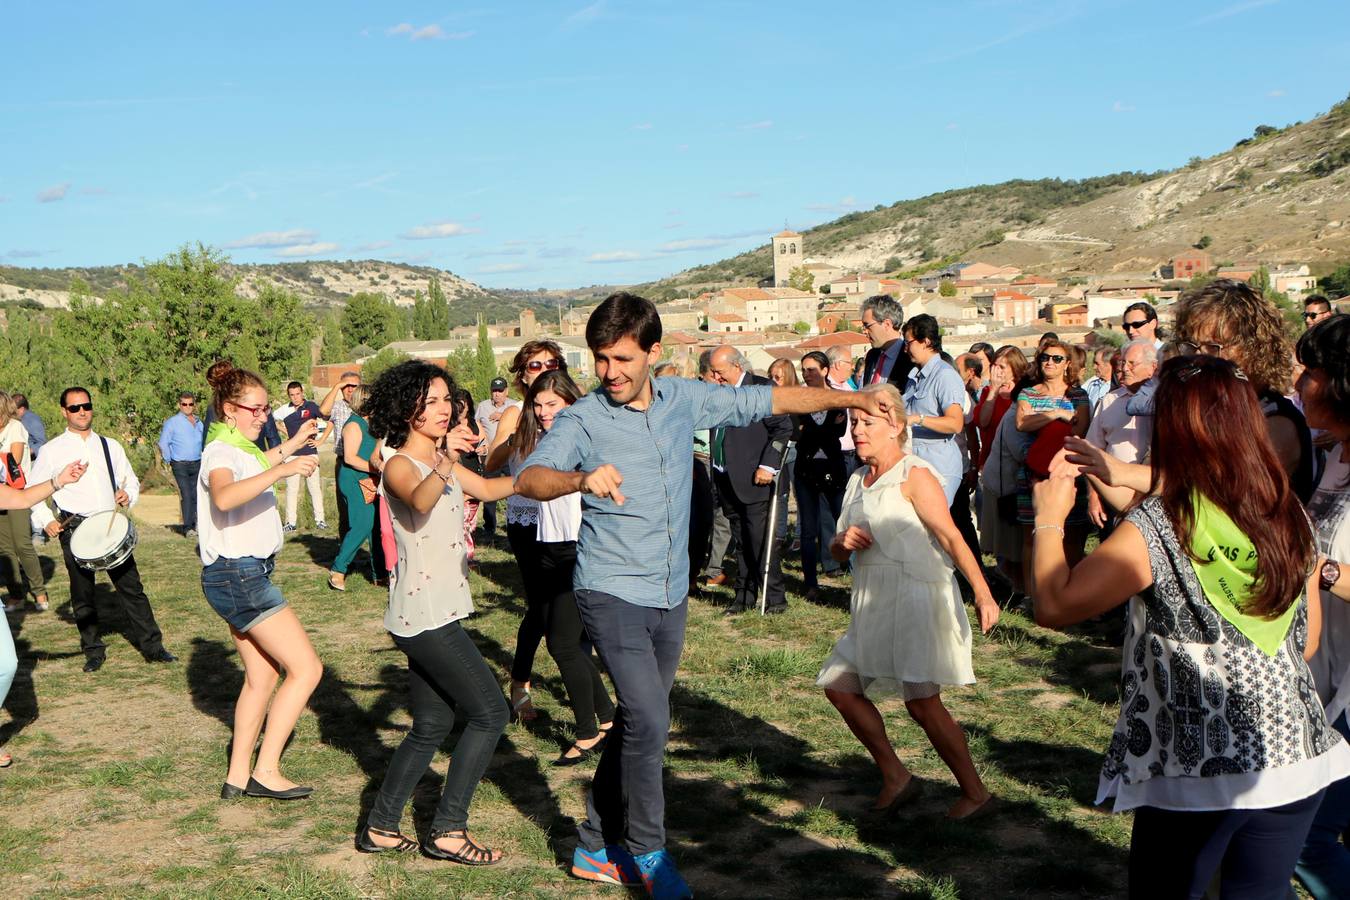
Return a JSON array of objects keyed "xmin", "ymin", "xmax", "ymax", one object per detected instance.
[
  {"xmin": 65, "ymin": 402, "xmax": 93, "ymax": 413},
  {"xmin": 525, "ymin": 358, "xmax": 563, "ymax": 374},
  {"xmin": 1122, "ymin": 319, "xmax": 1150, "ymax": 330},
  {"xmin": 1037, "ymin": 353, "xmax": 1066, "ymax": 364}
]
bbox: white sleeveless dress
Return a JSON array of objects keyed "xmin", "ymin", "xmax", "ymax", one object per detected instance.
[{"xmin": 816, "ymin": 454, "xmax": 976, "ymax": 700}]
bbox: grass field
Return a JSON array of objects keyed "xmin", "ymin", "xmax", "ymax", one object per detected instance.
[{"xmin": 0, "ymin": 487, "xmax": 1134, "ymax": 899}]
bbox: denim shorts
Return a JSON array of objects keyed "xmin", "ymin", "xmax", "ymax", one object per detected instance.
[{"xmin": 201, "ymin": 555, "xmax": 286, "ymax": 633}]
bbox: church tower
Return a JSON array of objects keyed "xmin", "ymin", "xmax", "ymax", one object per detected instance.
[{"xmin": 772, "ymin": 229, "xmax": 802, "ymax": 287}]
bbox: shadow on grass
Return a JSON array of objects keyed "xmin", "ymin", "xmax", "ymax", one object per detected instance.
[
  {"xmin": 991, "ymin": 616, "xmax": 1121, "ymax": 706},
  {"xmin": 0, "ymin": 615, "xmax": 41, "ymax": 748},
  {"xmin": 50, "ymin": 562, "xmax": 174, "ymax": 660}
]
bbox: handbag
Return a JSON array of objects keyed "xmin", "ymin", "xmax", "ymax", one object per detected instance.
[
  {"xmin": 3, "ymin": 452, "xmax": 26, "ymax": 490},
  {"xmin": 1025, "ymin": 420, "xmax": 1073, "ymax": 478}
]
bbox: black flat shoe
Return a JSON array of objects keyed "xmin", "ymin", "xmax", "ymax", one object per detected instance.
[
  {"xmin": 551, "ymin": 735, "xmax": 607, "ymax": 767},
  {"xmin": 244, "ymin": 777, "xmax": 313, "ymax": 800},
  {"xmin": 356, "ymin": 825, "xmax": 419, "ymax": 853},
  {"xmin": 145, "ymin": 648, "xmax": 178, "ymax": 663},
  {"xmin": 82, "ymin": 656, "xmax": 105, "ymax": 673},
  {"xmin": 220, "ymin": 782, "xmax": 246, "ymax": 800}
]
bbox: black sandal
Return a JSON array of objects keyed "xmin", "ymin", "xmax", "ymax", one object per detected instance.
[
  {"xmin": 423, "ymin": 828, "xmax": 502, "ymax": 866},
  {"xmin": 357, "ymin": 825, "xmax": 419, "ymax": 854}
]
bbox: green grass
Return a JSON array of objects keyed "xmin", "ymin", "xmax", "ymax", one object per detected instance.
[{"xmin": 0, "ymin": 490, "xmax": 1134, "ymax": 898}]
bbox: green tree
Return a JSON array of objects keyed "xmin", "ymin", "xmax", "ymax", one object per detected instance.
[
  {"xmin": 938, "ymin": 279, "xmax": 957, "ymax": 297},
  {"xmin": 360, "ymin": 347, "xmax": 412, "ymax": 383},
  {"xmin": 788, "ymin": 265, "xmax": 815, "ymax": 293},
  {"xmin": 411, "ymin": 290, "xmax": 432, "ymax": 338},
  {"xmin": 1249, "ymin": 266, "xmax": 1271, "ymax": 295},
  {"xmin": 468, "ymin": 315, "xmax": 498, "ymax": 402},
  {"xmin": 1319, "ymin": 263, "xmax": 1350, "ymax": 298},
  {"xmin": 792, "ymin": 320, "xmax": 811, "ymax": 335},
  {"xmin": 1195, "ymin": 235, "xmax": 1212, "ymax": 250},
  {"xmin": 884, "ymin": 256, "xmax": 903, "ymax": 272},
  {"xmin": 1092, "ymin": 329, "xmax": 1125, "ymax": 348},
  {"xmin": 248, "ymin": 283, "xmax": 315, "ymax": 387},
  {"xmin": 426, "ymin": 275, "xmax": 450, "ymax": 338},
  {"xmin": 341, "ymin": 292, "xmax": 404, "ymax": 350},
  {"xmin": 319, "ymin": 312, "xmax": 349, "ymax": 363}
]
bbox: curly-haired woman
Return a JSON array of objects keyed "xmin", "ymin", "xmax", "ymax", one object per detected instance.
[{"xmin": 359, "ymin": 361, "xmax": 513, "ymax": 864}]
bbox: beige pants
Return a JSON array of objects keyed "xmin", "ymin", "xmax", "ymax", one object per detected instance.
[{"xmin": 284, "ymin": 457, "xmax": 325, "ymax": 526}]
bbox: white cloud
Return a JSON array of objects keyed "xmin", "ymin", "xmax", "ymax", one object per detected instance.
[
  {"xmin": 387, "ymin": 23, "xmax": 414, "ymax": 35},
  {"xmin": 740, "ymin": 120, "xmax": 773, "ymax": 131},
  {"xmin": 224, "ymin": 228, "xmax": 318, "ymax": 249},
  {"xmin": 6, "ymin": 249, "xmax": 45, "ymax": 259},
  {"xmin": 657, "ymin": 238, "xmax": 732, "ymax": 254},
  {"xmin": 566, "ymin": 1, "xmax": 604, "ymax": 26},
  {"xmin": 586, "ymin": 250, "xmax": 645, "ymax": 263},
  {"xmin": 412, "ymin": 24, "xmax": 445, "ymax": 40},
  {"xmin": 355, "ymin": 240, "xmax": 392, "ymax": 252},
  {"xmin": 274, "ymin": 242, "xmax": 339, "ymax": 258},
  {"xmin": 1112, "ymin": 100, "xmax": 1135, "ymax": 113},
  {"xmin": 1193, "ymin": 0, "xmax": 1278, "ymax": 25},
  {"xmin": 475, "ymin": 262, "xmax": 531, "ymax": 274},
  {"xmin": 806, "ymin": 196, "xmax": 859, "ymax": 213},
  {"xmin": 399, "ymin": 221, "xmax": 479, "ymax": 240},
  {"xmin": 1267, "ymin": 88, "xmax": 1287, "ymax": 98},
  {"xmin": 387, "ymin": 23, "xmax": 471, "ymax": 41},
  {"xmin": 36, "ymin": 182, "xmax": 71, "ymax": 203}
]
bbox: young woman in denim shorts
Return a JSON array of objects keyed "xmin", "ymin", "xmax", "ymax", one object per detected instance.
[{"xmin": 199, "ymin": 361, "xmax": 326, "ymax": 801}]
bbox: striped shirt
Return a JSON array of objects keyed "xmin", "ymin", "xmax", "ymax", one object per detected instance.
[{"xmin": 522, "ymin": 376, "xmax": 774, "ymax": 608}]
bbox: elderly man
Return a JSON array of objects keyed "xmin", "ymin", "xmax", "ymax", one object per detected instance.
[
  {"xmin": 475, "ymin": 377, "xmax": 518, "ymax": 541},
  {"xmin": 1085, "ymin": 339, "xmax": 1158, "ymax": 526},
  {"xmin": 1082, "ymin": 348, "xmax": 1115, "ymax": 411},
  {"xmin": 706, "ymin": 345, "xmax": 795, "ymax": 615},
  {"xmin": 825, "ymin": 345, "xmax": 857, "ymax": 390},
  {"xmin": 316, "ymin": 372, "xmax": 360, "ymax": 542},
  {"xmin": 859, "ymin": 294, "xmax": 912, "ymax": 389}
]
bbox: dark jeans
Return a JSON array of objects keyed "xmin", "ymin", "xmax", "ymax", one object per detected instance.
[
  {"xmin": 506, "ymin": 523, "xmax": 550, "ymax": 683},
  {"xmin": 793, "ymin": 460, "xmax": 845, "ymax": 590},
  {"xmin": 1130, "ymin": 790, "xmax": 1326, "ymax": 899},
  {"xmin": 575, "ymin": 590, "xmax": 687, "ymax": 856},
  {"xmin": 170, "ymin": 459, "xmax": 200, "ymax": 531},
  {"xmin": 689, "ymin": 457, "xmax": 715, "ymax": 586},
  {"xmin": 58, "ymin": 528, "xmax": 165, "ymax": 661},
  {"xmin": 1296, "ymin": 713, "xmax": 1350, "ymax": 898},
  {"xmin": 368, "ymin": 621, "xmax": 508, "ymax": 834},
  {"xmin": 539, "ymin": 541, "xmax": 614, "ymax": 740}
]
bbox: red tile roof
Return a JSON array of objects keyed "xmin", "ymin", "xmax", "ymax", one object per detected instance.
[
  {"xmin": 721, "ymin": 288, "xmax": 773, "ymax": 301},
  {"xmin": 709, "ymin": 313, "xmax": 746, "ymax": 323},
  {"xmin": 795, "ymin": 331, "xmax": 869, "ymax": 349}
]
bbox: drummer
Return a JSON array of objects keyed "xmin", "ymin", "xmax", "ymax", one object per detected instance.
[{"xmin": 29, "ymin": 387, "xmax": 176, "ymax": 674}]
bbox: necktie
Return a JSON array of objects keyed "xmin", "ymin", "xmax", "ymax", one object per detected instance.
[
  {"xmin": 712, "ymin": 428, "xmax": 725, "ymax": 468},
  {"xmin": 870, "ymin": 349, "xmax": 886, "ymax": 385}
]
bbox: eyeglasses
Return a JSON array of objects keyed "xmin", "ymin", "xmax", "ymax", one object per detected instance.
[
  {"xmin": 1037, "ymin": 353, "xmax": 1066, "ymax": 364},
  {"xmin": 524, "ymin": 358, "xmax": 563, "ymax": 374},
  {"xmin": 1122, "ymin": 319, "xmax": 1151, "ymax": 331},
  {"xmin": 1177, "ymin": 339, "xmax": 1226, "ymax": 357},
  {"xmin": 1303, "ymin": 311, "xmax": 1323, "ymax": 320},
  {"xmin": 230, "ymin": 402, "xmax": 270, "ymax": 418},
  {"xmin": 860, "ymin": 318, "xmax": 879, "ymax": 331},
  {"xmin": 65, "ymin": 402, "xmax": 93, "ymax": 413},
  {"xmin": 180, "ymin": 401, "xmax": 195, "ymax": 407},
  {"xmin": 1176, "ymin": 361, "xmax": 1249, "ymax": 383}
]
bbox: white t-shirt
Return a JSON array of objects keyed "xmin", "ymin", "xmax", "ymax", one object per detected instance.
[
  {"xmin": 1308, "ymin": 448, "xmax": 1350, "ymax": 724},
  {"xmin": 0, "ymin": 419, "xmax": 31, "ymax": 474},
  {"xmin": 537, "ymin": 493, "xmax": 582, "ymax": 543},
  {"xmin": 197, "ymin": 442, "xmax": 283, "ymax": 566}
]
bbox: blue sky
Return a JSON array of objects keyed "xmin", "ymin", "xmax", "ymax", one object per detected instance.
[{"xmin": 3, "ymin": 0, "xmax": 1347, "ymax": 289}]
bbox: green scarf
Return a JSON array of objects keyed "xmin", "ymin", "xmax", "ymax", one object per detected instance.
[
  {"xmin": 205, "ymin": 421, "xmax": 271, "ymax": 470},
  {"xmin": 1187, "ymin": 492, "xmax": 1297, "ymax": 656}
]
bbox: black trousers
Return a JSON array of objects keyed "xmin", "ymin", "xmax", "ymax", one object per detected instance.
[
  {"xmin": 688, "ymin": 457, "xmax": 715, "ymax": 587},
  {"xmin": 714, "ymin": 471, "xmax": 785, "ymax": 611},
  {"xmin": 169, "ymin": 460, "xmax": 200, "ymax": 531},
  {"xmin": 539, "ymin": 540, "xmax": 615, "ymax": 740},
  {"xmin": 506, "ymin": 523, "xmax": 550, "ymax": 683},
  {"xmin": 58, "ymin": 527, "xmax": 165, "ymax": 661}
]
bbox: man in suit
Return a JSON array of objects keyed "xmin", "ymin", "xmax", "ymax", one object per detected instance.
[
  {"xmin": 860, "ymin": 294, "xmax": 913, "ymax": 390},
  {"xmin": 706, "ymin": 346, "xmax": 794, "ymax": 614}
]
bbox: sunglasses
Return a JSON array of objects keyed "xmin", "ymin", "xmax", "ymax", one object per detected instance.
[
  {"xmin": 1122, "ymin": 319, "xmax": 1151, "ymax": 330},
  {"xmin": 1037, "ymin": 353, "xmax": 1066, "ymax": 364},
  {"xmin": 1303, "ymin": 311, "xmax": 1322, "ymax": 320},
  {"xmin": 230, "ymin": 402, "xmax": 270, "ymax": 418},
  {"xmin": 180, "ymin": 401, "xmax": 195, "ymax": 407},
  {"xmin": 524, "ymin": 358, "xmax": 563, "ymax": 374},
  {"xmin": 65, "ymin": 402, "xmax": 93, "ymax": 413}
]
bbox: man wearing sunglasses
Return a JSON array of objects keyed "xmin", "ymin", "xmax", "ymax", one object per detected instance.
[
  {"xmin": 1120, "ymin": 301, "xmax": 1163, "ymax": 350},
  {"xmin": 1304, "ymin": 295, "xmax": 1334, "ymax": 331},
  {"xmin": 157, "ymin": 392, "xmax": 205, "ymax": 536},
  {"xmin": 30, "ymin": 387, "xmax": 175, "ymax": 673}
]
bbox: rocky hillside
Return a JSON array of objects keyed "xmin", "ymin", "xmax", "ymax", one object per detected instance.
[{"xmin": 642, "ymin": 94, "xmax": 1350, "ymax": 298}]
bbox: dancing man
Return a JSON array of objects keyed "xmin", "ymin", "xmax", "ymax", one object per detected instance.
[
  {"xmin": 516, "ymin": 293, "xmax": 890, "ymax": 899},
  {"xmin": 30, "ymin": 387, "xmax": 176, "ymax": 673}
]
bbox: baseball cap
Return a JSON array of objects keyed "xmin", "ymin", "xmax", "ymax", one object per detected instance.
[{"xmin": 490, "ymin": 378, "xmax": 508, "ymax": 391}]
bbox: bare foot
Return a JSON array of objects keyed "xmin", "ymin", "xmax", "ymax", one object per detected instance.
[
  {"xmin": 510, "ymin": 682, "xmax": 537, "ymax": 722},
  {"xmin": 947, "ymin": 793, "xmax": 994, "ymax": 819}
]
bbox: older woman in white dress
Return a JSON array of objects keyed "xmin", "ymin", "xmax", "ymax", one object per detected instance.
[{"xmin": 818, "ymin": 383, "xmax": 1000, "ymax": 819}]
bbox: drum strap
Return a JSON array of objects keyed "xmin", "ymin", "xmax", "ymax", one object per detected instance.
[{"xmin": 99, "ymin": 436, "xmax": 117, "ymax": 495}]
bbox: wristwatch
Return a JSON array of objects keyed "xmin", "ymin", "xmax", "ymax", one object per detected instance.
[{"xmin": 1321, "ymin": 559, "xmax": 1342, "ymax": 592}]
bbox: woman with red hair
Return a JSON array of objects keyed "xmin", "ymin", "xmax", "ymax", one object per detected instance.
[{"xmin": 1033, "ymin": 355, "xmax": 1350, "ymax": 898}]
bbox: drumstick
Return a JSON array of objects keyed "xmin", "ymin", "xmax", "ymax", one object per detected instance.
[{"xmin": 106, "ymin": 475, "xmax": 124, "ymax": 535}]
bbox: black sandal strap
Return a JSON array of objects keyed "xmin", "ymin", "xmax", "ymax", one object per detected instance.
[
  {"xmin": 366, "ymin": 825, "xmax": 418, "ymax": 851},
  {"xmin": 431, "ymin": 829, "xmax": 497, "ymax": 863}
]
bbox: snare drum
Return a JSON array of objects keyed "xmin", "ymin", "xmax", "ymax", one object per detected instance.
[{"xmin": 70, "ymin": 511, "xmax": 139, "ymax": 571}]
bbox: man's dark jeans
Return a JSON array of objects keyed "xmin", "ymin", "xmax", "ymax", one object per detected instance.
[
  {"xmin": 170, "ymin": 459, "xmax": 200, "ymax": 531},
  {"xmin": 574, "ymin": 589, "xmax": 687, "ymax": 856}
]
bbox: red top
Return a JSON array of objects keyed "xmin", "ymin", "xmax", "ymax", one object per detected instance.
[{"xmin": 973, "ymin": 386, "xmax": 1013, "ymax": 470}]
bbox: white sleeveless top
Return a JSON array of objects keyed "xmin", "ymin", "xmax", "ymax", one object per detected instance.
[{"xmin": 381, "ymin": 451, "xmax": 474, "ymax": 637}]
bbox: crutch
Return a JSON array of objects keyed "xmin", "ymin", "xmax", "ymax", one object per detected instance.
[{"xmin": 758, "ymin": 439, "xmax": 793, "ymax": 616}]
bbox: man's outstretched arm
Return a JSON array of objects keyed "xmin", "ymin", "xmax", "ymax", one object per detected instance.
[
  {"xmin": 517, "ymin": 463, "xmax": 625, "ymax": 505},
  {"xmin": 771, "ymin": 385, "xmax": 890, "ymax": 417}
]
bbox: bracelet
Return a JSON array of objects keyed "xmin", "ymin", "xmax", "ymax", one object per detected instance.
[
  {"xmin": 1033, "ymin": 523, "xmax": 1065, "ymax": 538},
  {"xmin": 50, "ymin": 476, "xmax": 60, "ymax": 492},
  {"xmin": 433, "ymin": 467, "xmax": 452, "ymax": 485}
]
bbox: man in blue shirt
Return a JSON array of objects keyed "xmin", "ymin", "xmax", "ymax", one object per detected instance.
[
  {"xmin": 12, "ymin": 393, "xmax": 46, "ymax": 459},
  {"xmin": 157, "ymin": 391, "xmax": 204, "ymax": 534},
  {"xmin": 517, "ymin": 293, "xmax": 888, "ymax": 898}
]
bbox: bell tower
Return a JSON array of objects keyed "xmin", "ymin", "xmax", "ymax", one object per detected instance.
[{"xmin": 772, "ymin": 229, "xmax": 802, "ymax": 287}]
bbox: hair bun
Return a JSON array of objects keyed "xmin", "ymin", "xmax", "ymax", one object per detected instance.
[{"xmin": 206, "ymin": 359, "xmax": 235, "ymax": 389}]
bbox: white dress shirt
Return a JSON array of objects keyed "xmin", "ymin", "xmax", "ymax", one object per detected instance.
[
  {"xmin": 1085, "ymin": 387, "xmax": 1151, "ymax": 464},
  {"xmin": 30, "ymin": 429, "xmax": 140, "ymax": 527}
]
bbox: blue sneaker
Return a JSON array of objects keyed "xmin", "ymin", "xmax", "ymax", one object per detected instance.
[
  {"xmin": 571, "ymin": 844, "xmax": 641, "ymax": 886},
  {"xmin": 635, "ymin": 849, "xmax": 693, "ymax": 899}
]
